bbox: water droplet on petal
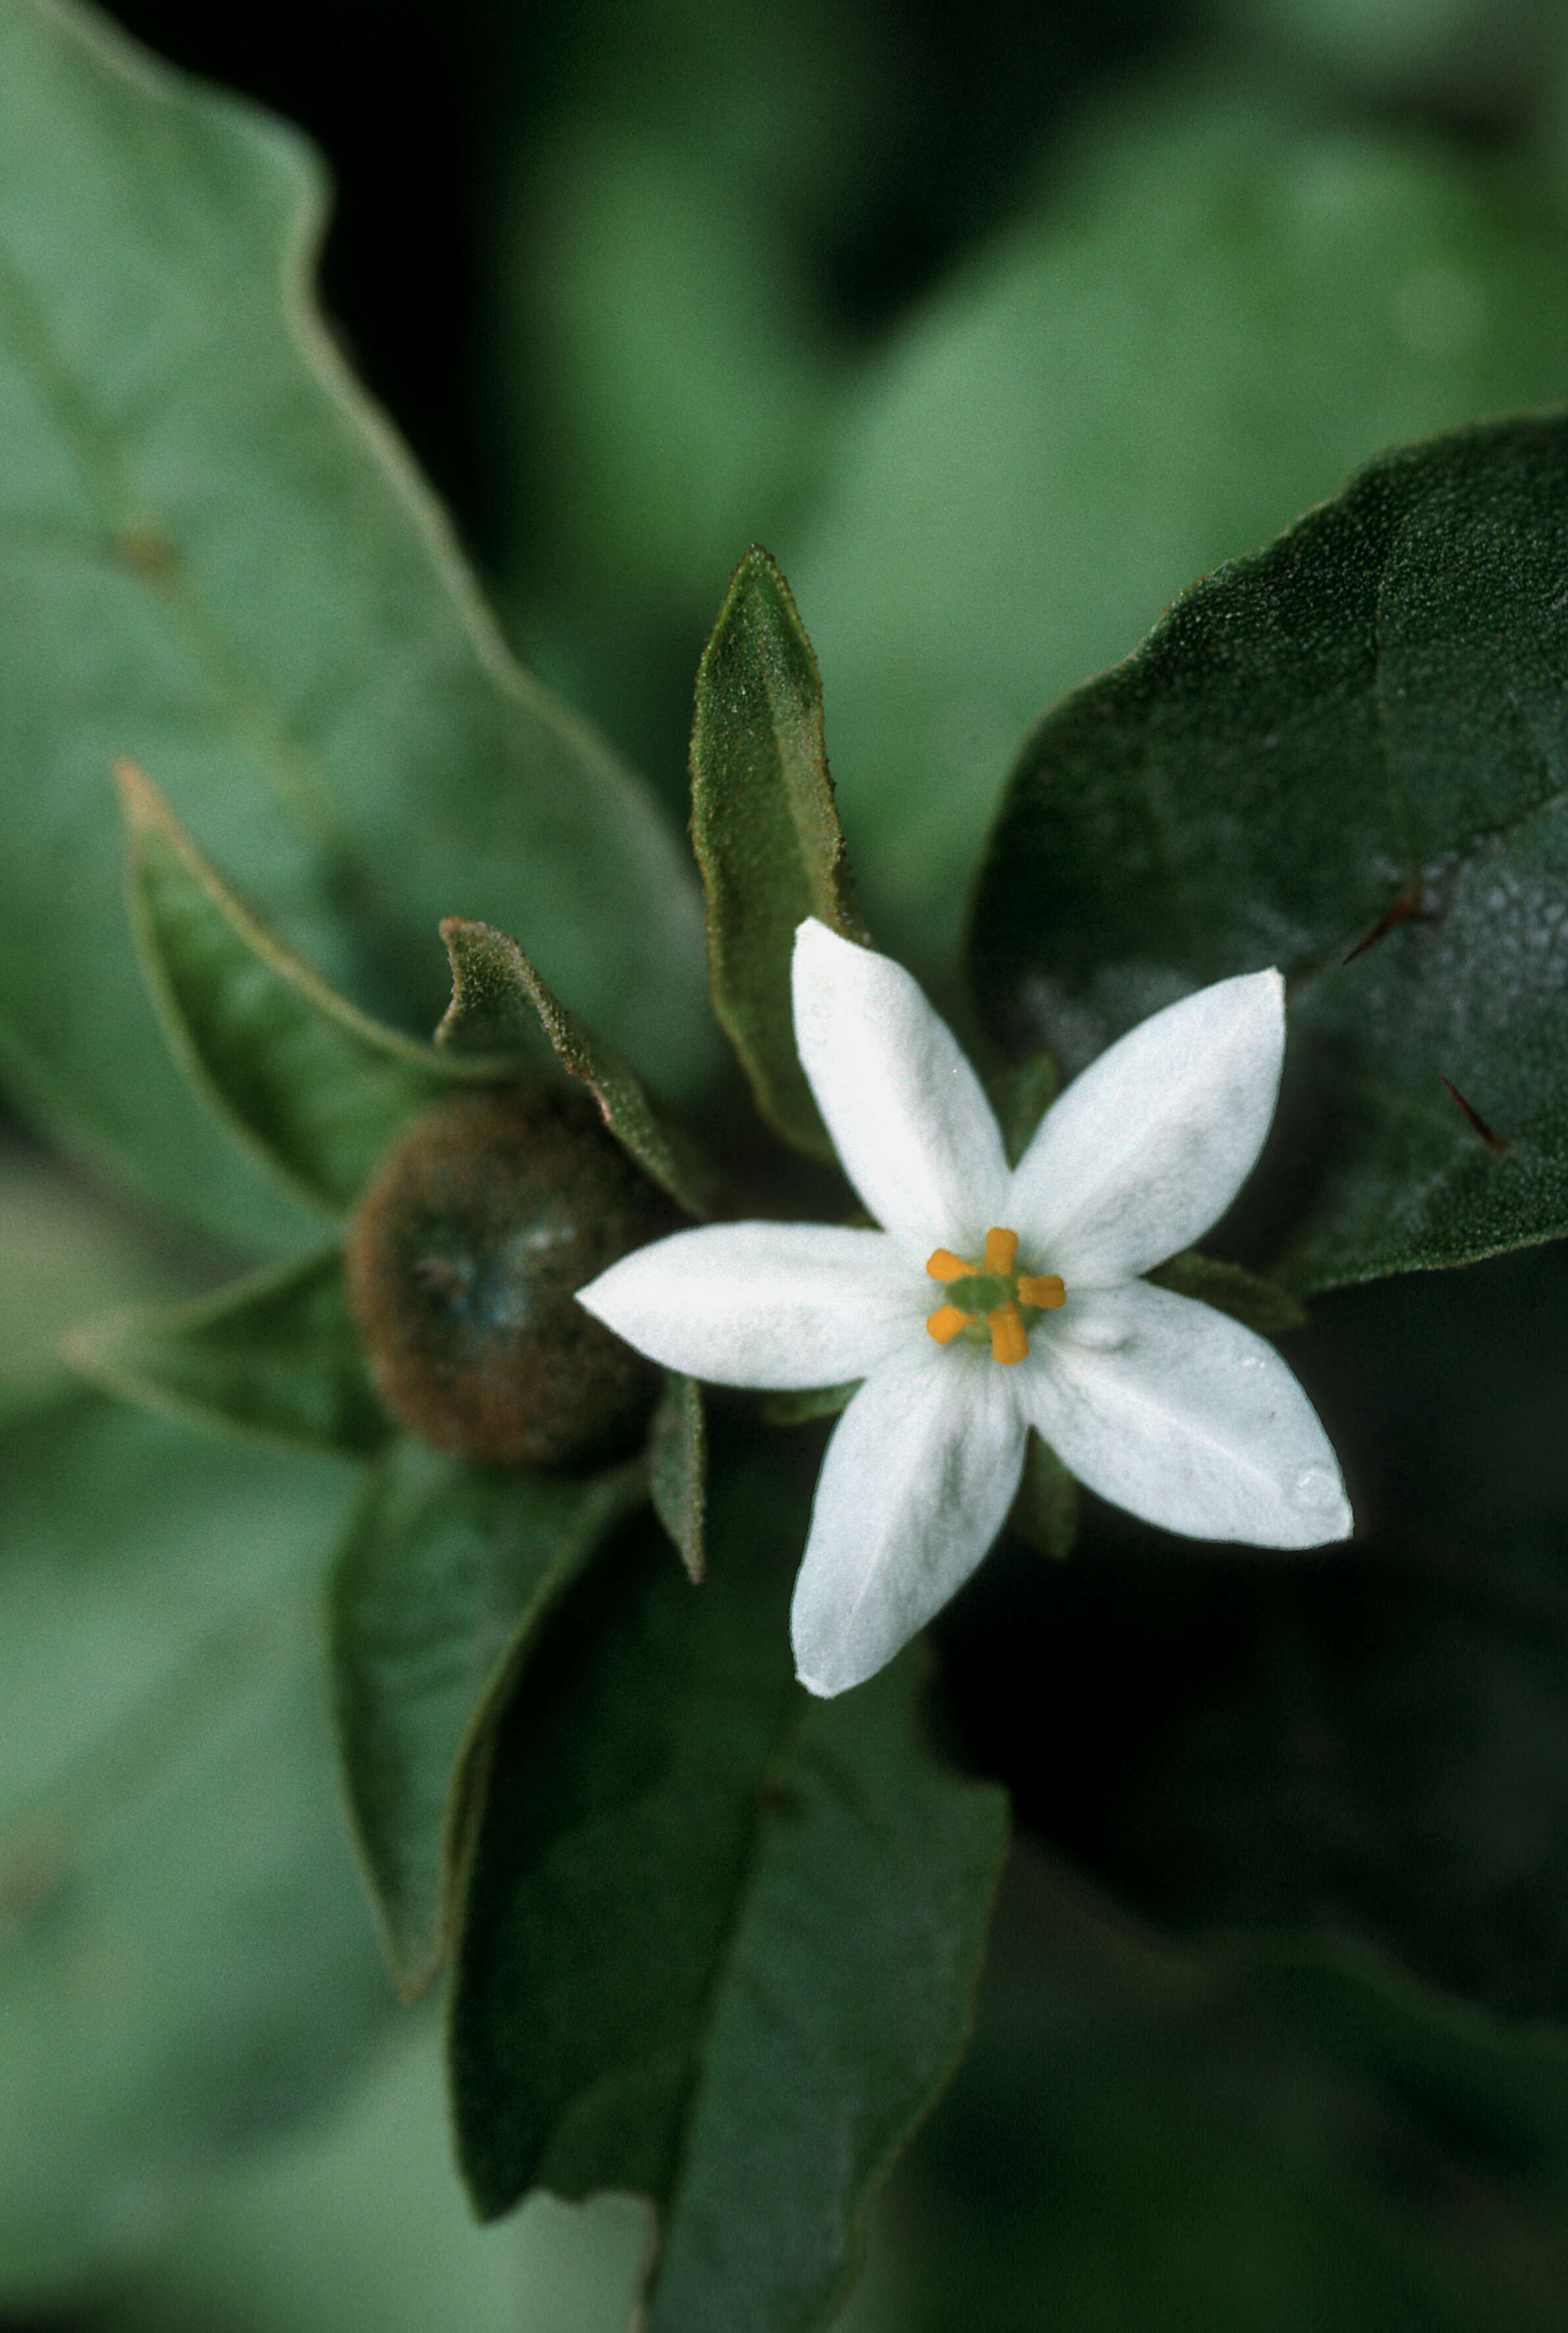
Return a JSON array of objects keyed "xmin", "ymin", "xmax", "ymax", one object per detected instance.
[{"xmin": 1288, "ymin": 1465, "xmax": 1340, "ymax": 1512}]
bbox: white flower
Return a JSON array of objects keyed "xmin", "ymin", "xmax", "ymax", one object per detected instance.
[{"xmin": 579, "ymin": 920, "xmax": 1351, "ymax": 1697}]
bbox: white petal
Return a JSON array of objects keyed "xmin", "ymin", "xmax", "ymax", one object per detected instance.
[
  {"xmin": 791, "ymin": 1342, "xmax": 1027, "ymax": 1696},
  {"xmin": 1008, "ymin": 971, "xmax": 1285, "ymax": 1285},
  {"xmin": 1019, "ymin": 1281, "xmax": 1351, "ymax": 1548},
  {"xmin": 576, "ymin": 1222, "xmax": 919, "ymax": 1389},
  {"xmin": 792, "ymin": 918, "xmax": 1009, "ymax": 1252}
]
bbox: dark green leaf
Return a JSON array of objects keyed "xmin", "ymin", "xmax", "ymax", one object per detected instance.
[
  {"xmin": 987, "ymin": 1049, "xmax": 1060, "ymax": 1169},
  {"xmin": 784, "ymin": 95, "xmax": 1568, "ymax": 966},
  {"xmin": 121, "ymin": 763, "xmax": 496, "ymax": 1218},
  {"xmin": 761, "ymin": 1379, "xmax": 861, "ymax": 1425},
  {"xmin": 0, "ymin": 0, "xmax": 712, "ymax": 1251},
  {"xmin": 328, "ymin": 1439, "xmax": 639, "ymax": 1999},
  {"xmin": 1144, "ymin": 1252, "xmax": 1308, "ymax": 1336},
  {"xmin": 65, "ymin": 1245, "xmax": 388, "ymax": 1457},
  {"xmin": 448, "ymin": 1450, "xmax": 1007, "ymax": 2333},
  {"xmin": 1013, "ymin": 1434, "xmax": 1079, "ymax": 1563},
  {"xmin": 971, "ymin": 412, "xmax": 1568, "ymax": 1289},
  {"xmin": 649, "ymin": 1372, "xmax": 706, "ymax": 1583},
  {"xmin": 437, "ymin": 917, "xmax": 716, "ymax": 1218},
  {"xmin": 0, "ymin": 1385, "xmax": 387, "ymax": 2299},
  {"xmin": 690, "ymin": 547, "xmax": 864, "ymax": 1157}
]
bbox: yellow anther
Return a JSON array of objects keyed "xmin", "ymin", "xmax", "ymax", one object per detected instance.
[
  {"xmin": 926, "ymin": 1248, "xmax": 973, "ymax": 1283},
  {"xmin": 984, "ymin": 1227, "xmax": 1019, "ymax": 1275},
  {"xmin": 927, "ymin": 1304, "xmax": 969, "ymax": 1345},
  {"xmin": 988, "ymin": 1302, "xmax": 1028, "ymax": 1365},
  {"xmin": 1017, "ymin": 1273, "xmax": 1066, "ymax": 1310}
]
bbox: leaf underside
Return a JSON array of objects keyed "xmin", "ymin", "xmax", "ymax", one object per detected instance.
[{"xmin": 971, "ymin": 412, "xmax": 1568, "ymax": 1291}]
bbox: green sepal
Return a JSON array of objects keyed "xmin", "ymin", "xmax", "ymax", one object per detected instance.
[
  {"xmin": 689, "ymin": 547, "xmax": 865, "ymax": 1158},
  {"xmin": 328, "ymin": 1437, "xmax": 641, "ymax": 2000},
  {"xmin": 1014, "ymin": 1432, "xmax": 1079, "ymax": 1562},
  {"xmin": 1145, "ymin": 1250, "xmax": 1309, "ymax": 1336},
  {"xmin": 120, "ymin": 763, "xmax": 502, "ymax": 1218},
  {"xmin": 761, "ymin": 1380, "xmax": 861, "ymax": 1426},
  {"xmin": 65, "ymin": 1246, "xmax": 389, "ymax": 1458},
  {"xmin": 438, "ymin": 916, "xmax": 717, "ymax": 1219},
  {"xmin": 446, "ymin": 1449, "xmax": 1008, "ymax": 2333},
  {"xmin": 650, "ymin": 1372, "xmax": 707, "ymax": 1583},
  {"xmin": 988, "ymin": 1048, "xmax": 1060, "ymax": 1167}
]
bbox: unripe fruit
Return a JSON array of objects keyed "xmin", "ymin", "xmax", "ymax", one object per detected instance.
[{"xmin": 346, "ymin": 1086, "xmax": 672, "ymax": 1467}]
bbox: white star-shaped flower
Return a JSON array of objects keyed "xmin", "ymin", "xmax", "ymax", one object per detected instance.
[{"xmin": 580, "ymin": 919, "xmax": 1351, "ymax": 1697}]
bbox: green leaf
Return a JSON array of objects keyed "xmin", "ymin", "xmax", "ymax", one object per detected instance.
[
  {"xmin": 971, "ymin": 412, "xmax": 1568, "ymax": 1289},
  {"xmin": 121, "ymin": 762, "xmax": 497, "ymax": 1217},
  {"xmin": 649, "ymin": 1372, "xmax": 706, "ymax": 1583},
  {"xmin": 0, "ymin": 0, "xmax": 712, "ymax": 1251},
  {"xmin": 328, "ymin": 1439, "xmax": 640, "ymax": 2000},
  {"xmin": 987, "ymin": 1048, "xmax": 1060, "ymax": 1169},
  {"xmin": 783, "ymin": 93, "xmax": 1568, "ymax": 967},
  {"xmin": 690, "ymin": 547, "xmax": 864, "ymax": 1157},
  {"xmin": 1013, "ymin": 1433, "xmax": 1079, "ymax": 1563},
  {"xmin": 1144, "ymin": 1252, "xmax": 1308, "ymax": 1336},
  {"xmin": 437, "ymin": 917, "xmax": 717, "ymax": 1218},
  {"xmin": 761, "ymin": 1379, "xmax": 861, "ymax": 1425},
  {"xmin": 0, "ymin": 1383, "xmax": 387, "ymax": 2301},
  {"xmin": 65, "ymin": 1245, "xmax": 389, "ymax": 1458},
  {"xmin": 447, "ymin": 1450, "xmax": 1007, "ymax": 2333}
]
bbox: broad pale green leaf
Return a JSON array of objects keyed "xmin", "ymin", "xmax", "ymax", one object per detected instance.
[
  {"xmin": 649, "ymin": 1371, "xmax": 706, "ymax": 1583},
  {"xmin": 122, "ymin": 761, "xmax": 497, "ymax": 1218},
  {"xmin": 0, "ymin": 0, "xmax": 711, "ymax": 1250},
  {"xmin": 0, "ymin": 1383, "xmax": 386, "ymax": 2303},
  {"xmin": 437, "ymin": 917, "xmax": 717, "ymax": 1218},
  {"xmin": 67, "ymin": 1245, "xmax": 388, "ymax": 1457},
  {"xmin": 328, "ymin": 1439, "xmax": 640, "ymax": 1999},
  {"xmin": 690, "ymin": 548, "xmax": 865, "ymax": 1157},
  {"xmin": 971, "ymin": 413, "xmax": 1568, "ymax": 1290},
  {"xmin": 783, "ymin": 93, "xmax": 1568, "ymax": 965},
  {"xmin": 448, "ymin": 1451, "xmax": 1007, "ymax": 2333}
]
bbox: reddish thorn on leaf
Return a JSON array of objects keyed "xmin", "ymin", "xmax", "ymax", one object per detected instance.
[
  {"xmin": 1441, "ymin": 1076, "xmax": 1509, "ymax": 1156},
  {"xmin": 1344, "ymin": 889, "xmax": 1423, "ymax": 965}
]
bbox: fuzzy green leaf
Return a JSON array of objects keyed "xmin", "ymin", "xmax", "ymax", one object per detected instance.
[
  {"xmin": 448, "ymin": 1450, "xmax": 1007, "ymax": 2333},
  {"xmin": 761, "ymin": 1379, "xmax": 861, "ymax": 1426},
  {"xmin": 66, "ymin": 1245, "xmax": 388, "ymax": 1457},
  {"xmin": 0, "ymin": 0, "xmax": 711, "ymax": 1251},
  {"xmin": 785, "ymin": 95, "xmax": 1568, "ymax": 966},
  {"xmin": 987, "ymin": 1049, "xmax": 1060, "ymax": 1169},
  {"xmin": 971, "ymin": 413, "xmax": 1568, "ymax": 1290},
  {"xmin": 328, "ymin": 1439, "xmax": 639, "ymax": 2000},
  {"xmin": 0, "ymin": 1385, "xmax": 387, "ymax": 2299},
  {"xmin": 121, "ymin": 763, "xmax": 495, "ymax": 1217},
  {"xmin": 690, "ymin": 547, "xmax": 863, "ymax": 1157},
  {"xmin": 1014, "ymin": 1434, "xmax": 1079, "ymax": 1563},
  {"xmin": 437, "ymin": 917, "xmax": 716, "ymax": 1218},
  {"xmin": 649, "ymin": 1372, "xmax": 706, "ymax": 1583},
  {"xmin": 1144, "ymin": 1252, "xmax": 1308, "ymax": 1337}
]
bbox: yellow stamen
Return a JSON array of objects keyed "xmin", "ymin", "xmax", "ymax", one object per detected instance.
[
  {"xmin": 926, "ymin": 1304, "xmax": 969, "ymax": 1345},
  {"xmin": 1017, "ymin": 1273, "xmax": 1066, "ymax": 1310},
  {"xmin": 984, "ymin": 1226, "xmax": 1019, "ymax": 1274},
  {"xmin": 988, "ymin": 1302, "xmax": 1028, "ymax": 1365},
  {"xmin": 925, "ymin": 1248, "xmax": 973, "ymax": 1282}
]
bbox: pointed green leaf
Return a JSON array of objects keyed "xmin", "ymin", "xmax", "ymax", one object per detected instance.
[
  {"xmin": 785, "ymin": 95, "xmax": 1568, "ymax": 965},
  {"xmin": 438, "ymin": 917, "xmax": 716, "ymax": 1218},
  {"xmin": 0, "ymin": 0, "xmax": 712, "ymax": 1252},
  {"xmin": 987, "ymin": 1048, "xmax": 1060, "ymax": 1169},
  {"xmin": 690, "ymin": 548, "xmax": 864, "ymax": 1158},
  {"xmin": 328, "ymin": 1439, "xmax": 640, "ymax": 2000},
  {"xmin": 65, "ymin": 1245, "xmax": 388, "ymax": 1457},
  {"xmin": 0, "ymin": 1385, "xmax": 387, "ymax": 2298},
  {"xmin": 649, "ymin": 1372, "xmax": 706, "ymax": 1582},
  {"xmin": 1144, "ymin": 1252, "xmax": 1308, "ymax": 1337},
  {"xmin": 761, "ymin": 1379, "xmax": 861, "ymax": 1426},
  {"xmin": 971, "ymin": 413, "xmax": 1568, "ymax": 1289},
  {"xmin": 448, "ymin": 1451, "xmax": 1007, "ymax": 2333},
  {"xmin": 121, "ymin": 763, "xmax": 496, "ymax": 1217}
]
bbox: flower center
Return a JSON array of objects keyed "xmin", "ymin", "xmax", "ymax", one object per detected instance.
[{"xmin": 925, "ymin": 1226, "xmax": 1065, "ymax": 1364}]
